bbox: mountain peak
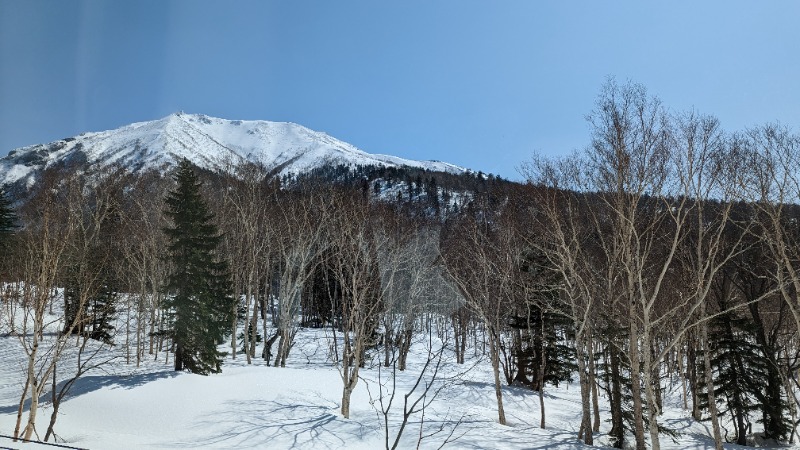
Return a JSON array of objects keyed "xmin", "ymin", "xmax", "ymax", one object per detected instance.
[{"xmin": 0, "ymin": 114, "xmax": 466, "ymax": 188}]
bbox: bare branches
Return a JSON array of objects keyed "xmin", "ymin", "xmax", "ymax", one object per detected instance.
[{"xmin": 364, "ymin": 330, "xmax": 467, "ymax": 450}]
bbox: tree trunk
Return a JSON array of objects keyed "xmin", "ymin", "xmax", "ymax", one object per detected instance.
[
  {"xmin": 452, "ymin": 312, "xmax": 467, "ymax": 364},
  {"xmin": 687, "ymin": 332, "xmax": 701, "ymax": 421},
  {"xmin": 488, "ymin": 328, "xmax": 507, "ymax": 425},
  {"xmin": 22, "ymin": 319, "xmax": 42, "ymax": 442},
  {"xmin": 609, "ymin": 340, "xmax": 624, "ymax": 448},
  {"xmin": 538, "ymin": 382, "xmax": 546, "ymax": 429},
  {"xmin": 383, "ymin": 323, "xmax": 393, "ymax": 367},
  {"xmin": 263, "ymin": 331, "xmax": 279, "ymax": 364},
  {"xmin": 248, "ymin": 282, "xmax": 259, "ymax": 359},
  {"xmin": 701, "ymin": 322, "xmax": 723, "ymax": 450},
  {"xmin": 644, "ymin": 358, "xmax": 661, "ymax": 450},
  {"xmin": 275, "ymin": 325, "xmax": 294, "ymax": 367},
  {"xmin": 734, "ymin": 397, "xmax": 747, "ymax": 446},
  {"xmin": 135, "ymin": 294, "xmax": 143, "ymax": 367},
  {"xmin": 781, "ymin": 362, "xmax": 799, "ymax": 444},
  {"xmin": 174, "ymin": 342, "xmax": 183, "ymax": 371},
  {"xmin": 149, "ymin": 297, "xmax": 156, "ymax": 355},
  {"xmin": 244, "ymin": 282, "xmax": 253, "ymax": 364},
  {"xmin": 125, "ymin": 298, "xmax": 132, "ymax": 365},
  {"xmin": 341, "ymin": 386, "xmax": 352, "ymax": 419},
  {"xmin": 678, "ymin": 340, "xmax": 688, "ymax": 411},
  {"xmin": 629, "ymin": 318, "xmax": 646, "ymax": 450},
  {"xmin": 589, "ymin": 340, "xmax": 601, "ymax": 432},
  {"xmin": 44, "ymin": 360, "xmax": 66, "ymax": 442},
  {"xmin": 642, "ymin": 325, "xmax": 661, "ymax": 450},
  {"xmin": 538, "ymin": 309, "xmax": 547, "ymax": 429},
  {"xmin": 13, "ymin": 376, "xmax": 30, "ymax": 440},
  {"xmin": 397, "ymin": 326, "xmax": 413, "ymax": 371},
  {"xmin": 452, "ymin": 316, "xmax": 462, "ymax": 364},
  {"xmin": 340, "ymin": 337, "xmax": 361, "ymax": 419},
  {"xmin": 22, "ymin": 374, "xmax": 39, "ymax": 441},
  {"xmin": 231, "ymin": 285, "xmax": 240, "ymax": 360},
  {"xmin": 575, "ymin": 338, "xmax": 593, "ymax": 445}
]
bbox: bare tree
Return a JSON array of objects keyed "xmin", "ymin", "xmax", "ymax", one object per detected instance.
[
  {"xmin": 328, "ymin": 191, "xmax": 384, "ymax": 418},
  {"xmin": 441, "ymin": 189, "xmax": 523, "ymax": 427},
  {"xmin": 523, "ymin": 81, "xmax": 774, "ymax": 449},
  {"xmin": 217, "ymin": 162, "xmax": 274, "ymax": 364},
  {"xmin": 521, "ymin": 157, "xmax": 599, "ymax": 445},
  {"xmin": 42, "ymin": 167, "xmax": 128, "ymax": 441},
  {"xmin": 376, "ymin": 214, "xmax": 458, "ymax": 372},
  {"xmin": 735, "ymin": 124, "xmax": 800, "ymax": 440},
  {"xmin": 271, "ymin": 187, "xmax": 329, "ymax": 367},
  {"xmin": 738, "ymin": 126, "xmax": 800, "ymax": 339},
  {"xmin": 12, "ymin": 168, "xmax": 121, "ymax": 441},
  {"xmin": 365, "ymin": 330, "xmax": 466, "ymax": 450},
  {"xmin": 12, "ymin": 170, "xmax": 79, "ymax": 441},
  {"xmin": 119, "ymin": 172, "xmax": 170, "ymax": 365}
]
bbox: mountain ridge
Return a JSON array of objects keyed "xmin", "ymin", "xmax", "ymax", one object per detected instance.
[{"xmin": 0, "ymin": 113, "xmax": 468, "ymax": 188}]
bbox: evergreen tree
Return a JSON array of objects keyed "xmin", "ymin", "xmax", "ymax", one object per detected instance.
[
  {"xmin": 0, "ymin": 187, "xmax": 19, "ymax": 278},
  {"xmin": 700, "ymin": 310, "xmax": 763, "ymax": 445},
  {"xmin": 0, "ymin": 187, "xmax": 18, "ymax": 250},
  {"xmin": 62, "ymin": 269, "xmax": 118, "ymax": 343},
  {"xmin": 511, "ymin": 248, "xmax": 576, "ymax": 390},
  {"xmin": 87, "ymin": 272, "xmax": 119, "ymax": 344},
  {"xmin": 163, "ymin": 159, "xmax": 235, "ymax": 374}
]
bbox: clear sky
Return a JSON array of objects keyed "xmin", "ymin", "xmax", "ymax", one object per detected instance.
[{"xmin": 1, "ymin": 1, "xmax": 799, "ymax": 179}]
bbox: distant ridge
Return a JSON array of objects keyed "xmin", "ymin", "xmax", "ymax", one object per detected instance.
[{"xmin": 0, "ymin": 113, "xmax": 467, "ymax": 188}]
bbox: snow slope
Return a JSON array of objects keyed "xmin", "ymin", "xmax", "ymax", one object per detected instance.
[
  {"xmin": 0, "ymin": 300, "xmax": 764, "ymax": 450},
  {"xmin": 0, "ymin": 113, "xmax": 467, "ymax": 187}
]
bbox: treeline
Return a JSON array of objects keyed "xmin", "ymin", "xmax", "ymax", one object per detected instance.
[
  {"xmin": 2, "ymin": 80, "xmax": 800, "ymax": 449},
  {"xmin": 519, "ymin": 80, "xmax": 800, "ymax": 449},
  {"xmin": 0, "ymin": 159, "xmax": 485, "ymax": 440}
]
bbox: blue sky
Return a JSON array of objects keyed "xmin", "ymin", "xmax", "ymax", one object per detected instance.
[{"xmin": 1, "ymin": 1, "xmax": 799, "ymax": 179}]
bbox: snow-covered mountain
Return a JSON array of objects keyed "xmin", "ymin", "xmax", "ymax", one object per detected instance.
[{"xmin": 0, "ymin": 113, "xmax": 466, "ymax": 187}]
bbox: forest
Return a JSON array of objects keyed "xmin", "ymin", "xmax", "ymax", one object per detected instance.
[{"xmin": 2, "ymin": 80, "xmax": 800, "ymax": 449}]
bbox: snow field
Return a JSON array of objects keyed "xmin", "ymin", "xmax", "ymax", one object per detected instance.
[{"xmin": 0, "ymin": 293, "xmax": 775, "ymax": 449}]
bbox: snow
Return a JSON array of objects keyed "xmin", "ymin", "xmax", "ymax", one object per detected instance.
[
  {"xmin": 0, "ymin": 287, "xmax": 781, "ymax": 449},
  {"xmin": 0, "ymin": 113, "xmax": 468, "ymax": 187},
  {"xmin": 0, "ymin": 297, "xmax": 775, "ymax": 450}
]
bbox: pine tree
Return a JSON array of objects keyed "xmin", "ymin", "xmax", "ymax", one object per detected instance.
[{"xmin": 163, "ymin": 159, "xmax": 234, "ymax": 375}]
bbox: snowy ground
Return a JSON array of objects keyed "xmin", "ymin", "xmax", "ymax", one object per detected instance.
[{"xmin": 0, "ymin": 306, "xmax": 787, "ymax": 449}]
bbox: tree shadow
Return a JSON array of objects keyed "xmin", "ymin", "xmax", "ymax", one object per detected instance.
[
  {"xmin": 0, "ymin": 370, "xmax": 179, "ymax": 414},
  {"xmin": 451, "ymin": 426, "xmax": 590, "ymax": 450},
  {"xmin": 164, "ymin": 396, "xmax": 377, "ymax": 449}
]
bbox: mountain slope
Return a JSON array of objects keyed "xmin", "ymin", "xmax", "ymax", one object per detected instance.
[{"xmin": 0, "ymin": 113, "xmax": 466, "ymax": 187}]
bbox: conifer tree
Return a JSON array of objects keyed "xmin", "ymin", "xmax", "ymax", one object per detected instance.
[
  {"xmin": 0, "ymin": 187, "xmax": 19, "ymax": 277},
  {"xmin": 0, "ymin": 187, "xmax": 18, "ymax": 250},
  {"xmin": 163, "ymin": 159, "xmax": 234, "ymax": 374},
  {"xmin": 88, "ymin": 271, "xmax": 119, "ymax": 344},
  {"xmin": 700, "ymin": 310, "xmax": 762, "ymax": 445}
]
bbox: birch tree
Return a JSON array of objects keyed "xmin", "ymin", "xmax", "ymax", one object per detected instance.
[
  {"xmin": 328, "ymin": 190, "xmax": 383, "ymax": 418},
  {"xmin": 272, "ymin": 187, "xmax": 329, "ymax": 367},
  {"xmin": 13, "ymin": 168, "xmax": 120, "ymax": 441},
  {"xmin": 441, "ymin": 189, "xmax": 523, "ymax": 426},
  {"xmin": 218, "ymin": 163, "xmax": 274, "ymax": 363}
]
